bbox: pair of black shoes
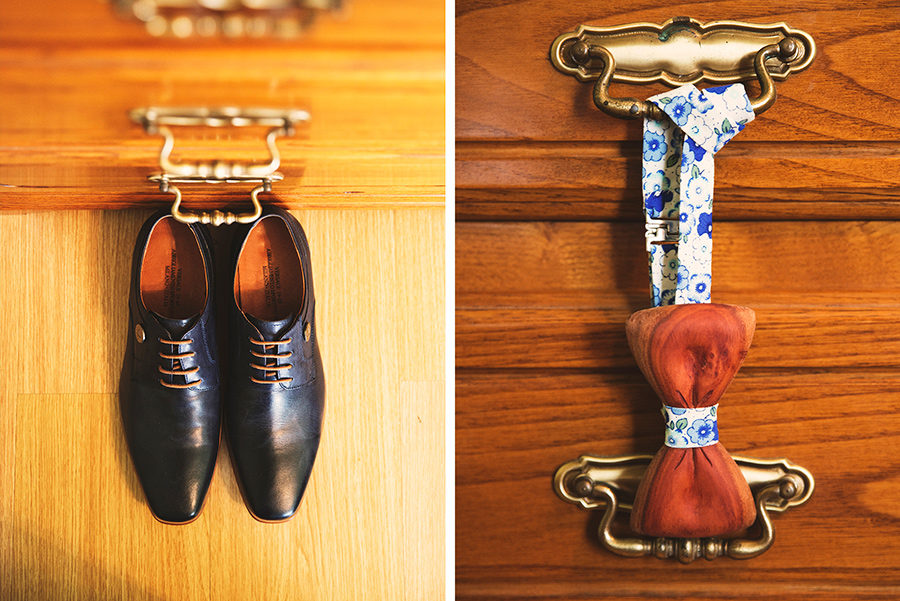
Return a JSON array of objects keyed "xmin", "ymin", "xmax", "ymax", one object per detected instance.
[{"xmin": 119, "ymin": 207, "xmax": 324, "ymax": 524}]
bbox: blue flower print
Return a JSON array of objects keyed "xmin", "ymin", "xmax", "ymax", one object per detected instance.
[
  {"xmin": 721, "ymin": 85, "xmax": 754, "ymax": 115},
  {"xmin": 642, "ymin": 83, "xmax": 755, "ymax": 311},
  {"xmin": 662, "ymin": 404, "xmax": 719, "ymax": 447},
  {"xmin": 664, "ymin": 254, "xmax": 679, "ymax": 278},
  {"xmin": 684, "ymin": 174, "xmax": 711, "ymax": 206},
  {"xmin": 685, "ymin": 236, "xmax": 712, "ymax": 269},
  {"xmin": 642, "ymin": 169, "xmax": 670, "ymax": 196},
  {"xmin": 678, "ymin": 211, "xmax": 693, "ymax": 239},
  {"xmin": 685, "ymin": 137, "xmax": 707, "ymax": 162},
  {"xmin": 645, "ymin": 189, "xmax": 673, "ymax": 215},
  {"xmin": 687, "ymin": 418, "xmax": 718, "ymax": 446},
  {"xmin": 643, "ymin": 130, "xmax": 667, "ymax": 162},
  {"xmin": 697, "ymin": 212, "xmax": 712, "ymax": 237},
  {"xmin": 704, "ymin": 85, "xmax": 730, "ymax": 95},
  {"xmin": 688, "ymin": 87, "xmax": 714, "ymax": 114},
  {"xmin": 687, "ymin": 121, "xmax": 716, "ymax": 150},
  {"xmin": 666, "ymin": 433, "xmax": 690, "ymax": 447},
  {"xmin": 689, "ymin": 273, "xmax": 711, "ymax": 299},
  {"xmin": 676, "ymin": 265, "xmax": 689, "ymax": 290},
  {"xmin": 655, "ymin": 248, "xmax": 678, "ymax": 285},
  {"xmin": 713, "ymin": 128, "xmax": 731, "ymax": 153},
  {"xmin": 667, "ymin": 96, "xmax": 692, "ymax": 126},
  {"xmin": 642, "ymin": 170, "xmax": 671, "ymax": 217}
]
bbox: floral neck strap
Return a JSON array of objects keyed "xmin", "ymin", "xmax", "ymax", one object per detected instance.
[
  {"xmin": 642, "ymin": 84, "xmax": 755, "ymax": 306},
  {"xmin": 662, "ymin": 404, "xmax": 719, "ymax": 449}
]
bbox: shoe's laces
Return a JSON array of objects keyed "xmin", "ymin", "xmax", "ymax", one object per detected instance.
[
  {"xmin": 158, "ymin": 337, "xmax": 202, "ymax": 389},
  {"xmin": 249, "ymin": 337, "xmax": 293, "ymax": 385}
]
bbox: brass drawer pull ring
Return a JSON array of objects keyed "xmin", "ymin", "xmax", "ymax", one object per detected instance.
[
  {"xmin": 130, "ymin": 107, "xmax": 308, "ymax": 225},
  {"xmin": 550, "ymin": 17, "xmax": 815, "ymax": 120},
  {"xmin": 154, "ymin": 176, "xmax": 273, "ymax": 226},
  {"xmin": 554, "ymin": 454, "xmax": 814, "ymax": 563}
]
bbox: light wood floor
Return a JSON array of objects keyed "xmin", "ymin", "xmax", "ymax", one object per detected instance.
[{"xmin": 0, "ymin": 208, "xmax": 444, "ymax": 600}]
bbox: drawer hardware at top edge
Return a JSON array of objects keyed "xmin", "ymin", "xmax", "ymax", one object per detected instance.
[
  {"xmin": 549, "ymin": 17, "xmax": 816, "ymax": 120},
  {"xmin": 112, "ymin": 0, "xmax": 344, "ymax": 39},
  {"xmin": 553, "ymin": 454, "xmax": 814, "ymax": 563},
  {"xmin": 130, "ymin": 107, "xmax": 308, "ymax": 225}
]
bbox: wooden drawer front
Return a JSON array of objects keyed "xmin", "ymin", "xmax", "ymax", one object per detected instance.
[
  {"xmin": 457, "ymin": 1, "xmax": 900, "ymax": 222},
  {"xmin": 0, "ymin": 0, "xmax": 443, "ymax": 211},
  {"xmin": 456, "ymin": 0, "xmax": 900, "ymax": 598},
  {"xmin": 457, "ymin": 2, "xmax": 899, "ymax": 142},
  {"xmin": 457, "ymin": 371, "xmax": 900, "ymax": 599}
]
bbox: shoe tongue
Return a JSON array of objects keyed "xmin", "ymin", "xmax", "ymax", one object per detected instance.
[
  {"xmin": 151, "ymin": 312, "xmax": 195, "ymax": 339},
  {"xmin": 247, "ymin": 313, "xmax": 296, "ymax": 341}
]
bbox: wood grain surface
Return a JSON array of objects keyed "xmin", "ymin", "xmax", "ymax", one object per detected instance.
[
  {"xmin": 457, "ymin": 222, "xmax": 900, "ymax": 370},
  {"xmin": 456, "ymin": 0, "xmax": 900, "ymax": 221},
  {"xmin": 0, "ymin": 0, "xmax": 446, "ymax": 596},
  {"xmin": 457, "ymin": 141, "xmax": 900, "ymax": 221},
  {"xmin": 0, "ymin": 0, "xmax": 444, "ymax": 211},
  {"xmin": 456, "ymin": 370, "xmax": 900, "ymax": 600},
  {"xmin": 0, "ymin": 209, "xmax": 445, "ymax": 601},
  {"xmin": 456, "ymin": 0, "xmax": 900, "ymax": 598},
  {"xmin": 456, "ymin": 1, "xmax": 900, "ymax": 142}
]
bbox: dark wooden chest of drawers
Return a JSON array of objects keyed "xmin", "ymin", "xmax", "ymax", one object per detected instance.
[{"xmin": 456, "ymin": 1, "xmax": 900, "ymax": 598}]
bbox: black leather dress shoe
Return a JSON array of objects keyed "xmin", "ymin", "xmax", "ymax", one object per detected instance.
[
  {"xmin": 225, "ymin": 207, "xmax": 324, "ymax": 522},
  {"xmin": 120, "ymin": 211, "xmax": 220, "ymax": 524}
]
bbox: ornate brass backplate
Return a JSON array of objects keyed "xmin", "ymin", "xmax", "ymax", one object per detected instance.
[
  {"xmin": 554, "ymin": 454, "xmax": 814, "ymax": 563},
  {"xmin": 130, "ymin": 107, "xmax": 307, "ymax": 225},
  {"xmin": 549, "ymin": 17, "xmax": 816, "ymax": 119}
]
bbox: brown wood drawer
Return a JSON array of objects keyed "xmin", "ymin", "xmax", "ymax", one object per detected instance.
[
  {"xmin": 456, "ymin": 0, "xmax": 900, "ymax": 598},
  {"xmin": 456, "ymin": 1, "xmax": 900, "ymax": 222},
  {"xmin": 0, "ymin": 0, "xmax": 444, "ymax": 211}
]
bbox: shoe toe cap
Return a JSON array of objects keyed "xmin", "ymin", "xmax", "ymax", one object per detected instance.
[
  {"xmin": 237, "ymin": 437, "xmax": 321, "ymax": 522},
  {"xmin": 137, "ymin": 456, "xmax": 214, "ymax": 523},
  {"xmin": 147, "ymin": 498, "xmax": 204, "ymax": 524}
]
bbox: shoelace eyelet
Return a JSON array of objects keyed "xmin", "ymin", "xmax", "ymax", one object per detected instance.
[
  {"xmin": 158, "ymin": 337, "xmax": 202, "ymax": 389},
  {"xmin": 249, "ymin": 336, "xmax": 294, "ymax": 385}
]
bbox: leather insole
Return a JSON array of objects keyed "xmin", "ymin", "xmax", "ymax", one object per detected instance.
[
  {"xmin": 140, "ymin": 217, "xmax": 207, "ymax": 319},
  {"xmin": 234, "ymin": 216, "xmax": 304, "ymax": 321}
]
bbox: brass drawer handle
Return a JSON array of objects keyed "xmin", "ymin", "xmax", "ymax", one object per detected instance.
[
  {"xmin": 554, "ymin": 454, "xmax": 814, "ymax": 563},
  {"xmin": 130, "ymin": 107, "xmax": 307, "ymax": 225},
  {"xmin": 113, "ymin": 0, "xmax": 343, "ymax": 38},
  {"xmin": 151, "ymin": 176, "xmax": 274, "ymax": 226},
  {"xmin": 130, "ymin": 106, "xmax": 308, "ymax": 180},
  {"xmin": 549, "ymin": 17, "xmax": 816, "ymax": 119}
]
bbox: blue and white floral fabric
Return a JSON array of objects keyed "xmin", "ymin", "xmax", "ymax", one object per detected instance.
[
  {"xmin": 643, "ymin": 84, "xmax": 754, "ymax": 306},
  {"xmin": 662, "ymin": 404, "xmax": 719, "ymax": 448}
]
